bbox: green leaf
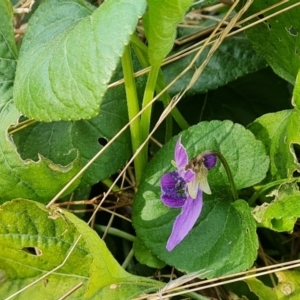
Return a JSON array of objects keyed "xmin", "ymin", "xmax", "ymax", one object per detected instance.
[
  {"xmin": 248, "ymin": 109, "xmax": 300, "ymax": 180},
  {"xmin": 13, "ymin": 0, "xmax": 147, "ymax": 121},
  {"xmin": 252, "ymin": 182, "xmax": 300, "ymax": 232},
  {"xmin": 240, "ymin": 0, "xmax": 300, "ymax": 84},
  {"xmin": 0, "ymin": 0, "xmax": 18, "ymax": 103},
  {"xmin": 133, "ymin": 121, "xmax": 269, "ymax": 277},
  {"xmin": 0, "ymin": 199, "xmax": 162, "ymax": 299},
  {"xmin": 245, "ymin": 270, "xmax": 300, "ymax": 299},
  {"xmin": 0, "ymin": 4, "xmax": 81, "ymax": 203},
  {"xmin": 143, "ymin": 0, "xmax": 194, "ymax": 66},
  {"xmin": 133, "ymin": 237, "xmax": 166, "ymax": 269},
  {"xmin": 13, "ymin": 69, "xmax": 132, "ymax": 186},
  {"xmin": 0, "ymin": 101, "xmax": 81, "ymax": 204},
  {"xmin": 163, "ymin": 34, "xmax": 267, "ymax": 96}
]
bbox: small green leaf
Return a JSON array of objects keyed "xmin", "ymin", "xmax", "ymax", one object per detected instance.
[
  {"xmin": 143, "ymin": 0, "xmax": 194, "ymax": 66},
  {"xmin": 133, "ymin": 121, "xmax": 268, "ymax": 277},
  {"xmin": 248, "ymin": 109, "xmax": 300, "ymax": 180},
  {"xmin": 240, "ymin": 0, "xmax": 300, "ymax": 84},
  {"xmin": 0, "ymin": 199, "xmax": 162, "ymax": 299},
  {"xmin": 13, "ymin": 0, "xmax": 147, "ymax": 121},
  {"xmin": 163, "ymin": 34, "xmax": 267, "ymax": 96},
  {"xmin": 252, "ymin": 182, "xmax": 300, "ymax": 232},
  {"xmin": 245, "ymin": 270, "xmax": 300, "ymax": 299}
]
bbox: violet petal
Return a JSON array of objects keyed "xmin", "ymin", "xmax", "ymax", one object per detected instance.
[
  {"xmin": 174, "ymin": 137, "xmax": 188, "ymax": 169},
  {"xmin": 182, "ymin": 169, "xmax": 195, "ymax": 183},
  {"xmin": 161, "ymin": 193, "xmax": 186, "ymax": 208},
  {"xmin": 166, "ymin": 188, "xmax": 203, "ymax": 251},
  {"xmin": 160, "ymin": 172, "xmax": 178, "ymax": 192}
]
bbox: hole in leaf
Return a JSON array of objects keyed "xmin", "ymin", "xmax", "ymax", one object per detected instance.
[
  {"xmin": 271, "ymin": 218, "xmax": 283, "ymax": 229},
  {"xmin": 98, "ymin": 137, "xmax": 108, "ymax": 146},
  {"xmin": 285, "ymin": 26, "xmax": 298, "ymax": 36},
  {"xmin": 257, "ymin": 14, "xmax": 271, "ymax": 30},
  {"xmin": 21, "ymin": 247, "xmax": 42, "ymax": 256},
  {"xmin": 292, "ymin": 144, "xmax": 300, "ymax": 163},
  {"xmin": 257, "ymin": 14, "xmax": 265, "ymax": 19}
]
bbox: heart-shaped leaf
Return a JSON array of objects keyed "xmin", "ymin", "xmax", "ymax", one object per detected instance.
[
  {"xmin": 133, "ymin": 121, "xmax": 269, "ymax": 277},
  {"xmin": 13, "ymin": 0, "xmax": 147, "ymax": 121},
  {"xmin": 0, "ymin": 2, "xmax": 81, "ymax": 204},
  {"xmin": 13, "ymin": 67, "xmax": 132, "ymax": 186}
]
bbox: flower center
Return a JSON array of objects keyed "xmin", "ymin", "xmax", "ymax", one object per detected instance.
[{"xmin": 175, "ymin": 176, "xmax": 186, "ymax": 196}]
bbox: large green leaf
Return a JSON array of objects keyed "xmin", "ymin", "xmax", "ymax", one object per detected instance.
[
  {"xmin": 163, "ymin": 34, "xmax": 267, "ymax": 96},
  {"xmin": 0, "ymin": 2, "xmax": 81, "ymax": 204},
  {"xmin": 240, "ymin": 0, "xmax": 300, "ymax": 84},
  {"xmin": 133, "ymin": 121, "xmax": 269, "ymax": 277},
  {"xmin": 0, "ymin": 199, "xmax": 162, "ymax": 299},
  {"xmin": 248, "ymin": 109, "xmax": 300, "ymax": 180},
  {"xmin": 143, "ymin": 0, "xmax": 194, "ymax": 66},
  {"xmin": 13, "ymin": 0, "xmax": 147, "ymax": 121},
  {"xmin": 13, "ymin": 68, "xmax": 132, "ymax": 186}
]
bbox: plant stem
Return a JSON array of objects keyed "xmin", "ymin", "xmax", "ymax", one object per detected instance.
[
  {"xmin": 131, "ymin": 34, "xmax": 189, "ymax": 131},
  {"xmin": 95, "ymin": 225, "xmax": 136, "ymax": 242},
  {"xmin": 140, "ymin": 64, "xmax": 160, "ymax": 159},
  {"xmin": 202, "ymin": 151, "xmax": 238, "ymax": 201},
  {"xmin": 121, "ymin": 44, "xmax": 144, "ymax": 185},
  {"xmin": 101, "ymin": 178, "xmax": 120, "ymax": 192},
  {"xmin": 214, "ymin": 151, "xmax": 238, "ymax": 201},
  {"xmin": 121, "ymin": 248, "xmax": 134, "ymax": 269}
]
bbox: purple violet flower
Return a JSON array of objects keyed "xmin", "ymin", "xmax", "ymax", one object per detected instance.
[{"xmin": 160, "ymin": 137, "xmax": 216, "ymax": 251}]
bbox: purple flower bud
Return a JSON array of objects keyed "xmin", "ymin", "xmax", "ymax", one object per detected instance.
[{"xmin": 203, "ymin": 154, "xmax": 217, "ymax": 170}]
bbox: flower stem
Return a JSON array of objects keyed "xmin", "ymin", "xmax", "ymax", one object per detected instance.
[
  {"xmin": 121, "ymin": 44, "xmax": 144, "ymax": 185},
  {"xmin": 205, "ymin": 151, "xmax": 238, "ymax": 201}
]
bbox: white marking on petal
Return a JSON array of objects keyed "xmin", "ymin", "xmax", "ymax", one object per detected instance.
[
  {"xmin": 187, "ymin": 181, "xmax": 198, "ymax": 199},
  {"xmin": 198, "ymin": 165, "xmax": 211, "ymax": 194}
]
